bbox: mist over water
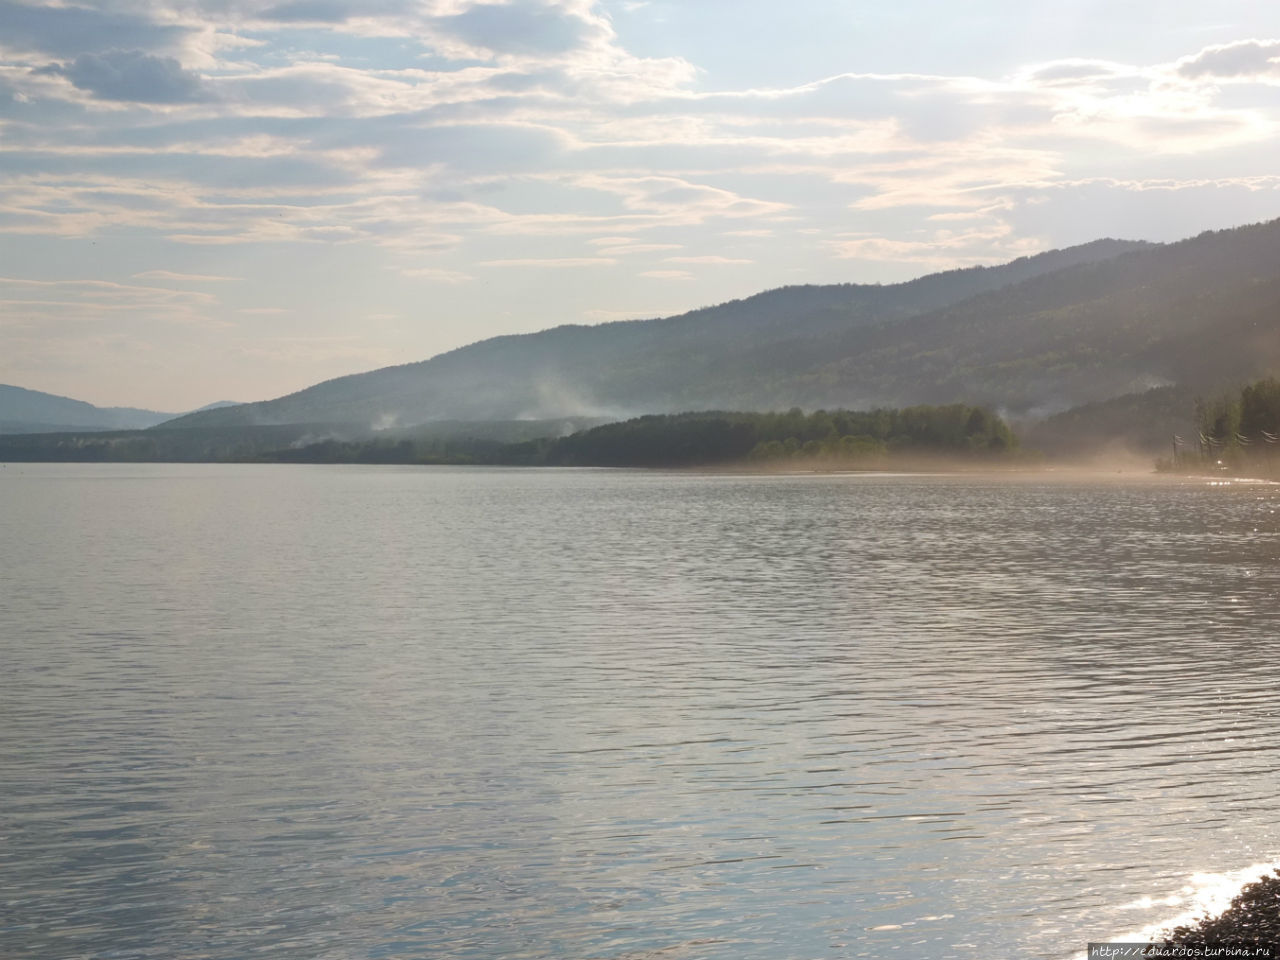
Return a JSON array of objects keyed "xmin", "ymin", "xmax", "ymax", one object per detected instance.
[{"xmin": 3, "ymin": 464, "xmax": 1279, "ymax": 960}]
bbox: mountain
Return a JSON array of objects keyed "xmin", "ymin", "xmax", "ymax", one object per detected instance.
[
  {"xmin": 803, "ymin": 219, "xmax": 1280, "ymax": 413},
  {"xmin": 186, "ymin": 400, "xmax": 243, "ymax": 414},
  {"xmin": 0, "ymin": 387, "xmax": 247, "ymax": 434},
  {"xmin": 160, "ymin": 238, "xmax": 1148, "ymax": 430},
  {"xmin": 155, "ymin": 218, "xmax": 1280, "ymax": 445},
  {"xmin": 0, "ymin": 384, "xmax": 179, "ymax": 434}
]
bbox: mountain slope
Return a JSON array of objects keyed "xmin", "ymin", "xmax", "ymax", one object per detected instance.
[
  {"xmin": 159, "ymin": 218, "xmax": 1280, "ymax": 432},
  {"xmin": 163, "ymin": 238, "xmax": 1147, "ymax": 429},
  {"xmin": 798, "ymin": 218, "xmax": 1280, "ymax": 413},
  {"xmin": 0, "ymin": 384, "xmax": 178, "ymax": 433}
]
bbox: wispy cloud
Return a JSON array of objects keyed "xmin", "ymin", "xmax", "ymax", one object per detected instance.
[
  {"xmin": 479, "ymin": 256, "xmax": 617, "ymax": 267},
  {"xmin": 133, "ymin": 270, "xmax": 240, "ymax": 282},
  {"xmin": 399, "ymin": 266, "xmax": 475, "ymax": 282},
  {"xmin": 665, "ymin": 255, "xmax": 752, "ymax": 264}
]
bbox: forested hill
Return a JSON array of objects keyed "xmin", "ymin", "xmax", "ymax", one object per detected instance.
[
  {"xmin": 161, "ymin": 218, "xmax": 1280, "ymax": 436},
  {"xmin": 161, "ymin": 238, "xmax": 1146, "ymax": 430},
  {"xmin": 810, "ymin": 217, "xmax": 1280, "ymax": 412}
]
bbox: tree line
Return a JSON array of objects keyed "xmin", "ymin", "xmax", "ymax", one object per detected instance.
[
  {"xmin": 265, "ymin": 405, "xmax": 1018, "ymax": 468},
  {"xmin": 1169, "ymin": 377, "xmax": 1280, "ymax": 473},
  {"xmin": 0, "ymin": 405, "xmax": 1020, "ymax": 467}
]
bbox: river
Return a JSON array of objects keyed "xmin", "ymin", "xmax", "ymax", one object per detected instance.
[{"xmin": 3, "ymin": 463, "xmax": 1278, "ymax": 959}]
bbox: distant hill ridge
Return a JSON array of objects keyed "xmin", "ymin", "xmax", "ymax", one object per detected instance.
[
  {"xmin": 0, "ymin": 386, "xmax": 241, "ymax": 435},
  {"xmin": 163, "ymin": 236, "xmax": 1153, "ymax": 430},
  {"xmin": 0, "ymin": 384, "xmax": 178, "ymax": 434}
]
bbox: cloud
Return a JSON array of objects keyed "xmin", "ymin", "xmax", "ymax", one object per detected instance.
[
  {"xmin": 0, "ymin": 1, "xmax": 185, "ymax": 58},
  {"xmin": 372, "ymin": 122, "xmax": 570, "ymax": 172},
  {"xmin": 664, "ymin": 255, "xmax": 752, "ymax": 264},
  {"xmin": 212, "ymin": 62, "xmax": 469, "ymax": 118},
  {"xmin": 39, "ymin": 50, "xmax": 206, "ymax": 103},
  {"xmin": 0, "ymin": 275, "xmax": 220, "ymax": 329},
  {"xmin": 260, "ymin": 1, "xmax": 358, "ymax": 23},
  {"xmin": 828, "ymin": 224, "xmax": 1042, "ymax": 269},
  {"xmin": 400, "ymin": 266, "xmax": 474, "ymax": 282},
  {"xmin": 838, "ymin": 144, "xmax": 1059, "ymax": 213},
  {"xmin": 133, "ymin": 270, "xmax": 239, "ymax": 282},
  {"xmin": 587, "ymin": 237, "xmax": 682, "ymax": 254},
  {"xmin": 479, "ymin": 256, "xmax": 616, "ymax": 267},
  {"xmin": 1026, "ymin": 60, "xmax": 1128, "ymax": 84},
  {"xmin": 572, "ymin": 174, "xmax": 790, "ymax": 221},
  {"xmin": 639, "ymin": 269, "xmax": 690, "ymax": 279},
  {"xmin": 601, "ymin": 242, "xmax": 683, "ymax": 254},
  {"xmin": 1177, "ymin": 39, "xmax": 1280, "ymax": 80},
  {"xmin": 434, "ymin": 3, "xmax": 597, "ymax": 58}
]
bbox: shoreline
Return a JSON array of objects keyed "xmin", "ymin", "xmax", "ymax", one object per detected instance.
[
  {"xmin": 7, "ymin": 458, "xmax": 1277, "ymax": 485},
  {"xmin": 1081, "ymin": 862, "xmax": 1280, "ymax": 956}
]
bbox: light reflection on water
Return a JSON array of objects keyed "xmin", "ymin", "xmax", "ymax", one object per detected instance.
[{"xmin": 2, "ymin": 464, "xmax": 1279, "ymax": 960}]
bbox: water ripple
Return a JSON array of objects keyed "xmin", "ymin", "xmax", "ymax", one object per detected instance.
[{"xmin": 2, "ymin": 465, "xmax": 1279, "ymax": 960}]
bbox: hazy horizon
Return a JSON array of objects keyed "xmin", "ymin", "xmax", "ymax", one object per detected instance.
[{"xmin": 4, "ymin": 1, "xmax": 1280, "ymax": 410}]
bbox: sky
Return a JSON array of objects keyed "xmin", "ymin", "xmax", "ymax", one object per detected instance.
[{"xmin": 3, "ymin": 1, "xmax": 1280, "ymax": 411}]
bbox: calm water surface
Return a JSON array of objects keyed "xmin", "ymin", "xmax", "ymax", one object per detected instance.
[{"xmin": 3, "ymin": 464, "xmax": 1280, "ymax": 959}]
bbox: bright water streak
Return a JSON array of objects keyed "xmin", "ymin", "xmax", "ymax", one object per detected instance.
[{"xmin": 2, "ymin": 464, "xmax": 1280, "ymax": 960}]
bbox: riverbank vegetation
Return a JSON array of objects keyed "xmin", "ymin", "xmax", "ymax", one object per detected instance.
[
  {"xmin": 261, "ymin": 404, "xmax": 1017, "ymax": 468},
  {"xmin": 1160, "ymin": 377, "xmax": 1280, "ymax": 476},
  {"xmin": 0, "ymin": 405, "xmax": 1019, "ymax": 468},
  {"xmin": 537, "ymin": 405, "xmax": 1016, "ymax": 467}
]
